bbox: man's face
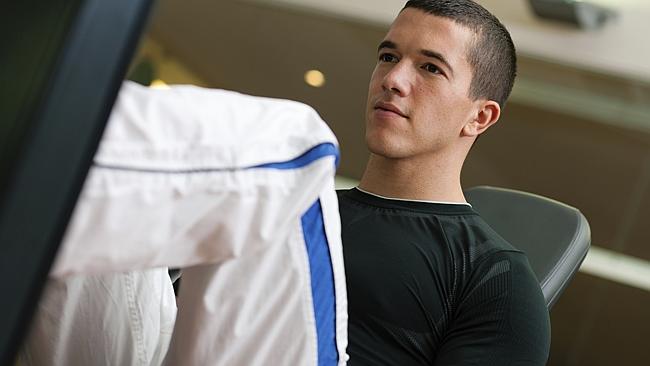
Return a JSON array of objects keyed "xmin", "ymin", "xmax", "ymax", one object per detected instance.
[{"xmin": 365, "ymin": 8, "xmax": 479, "ymax": 159}]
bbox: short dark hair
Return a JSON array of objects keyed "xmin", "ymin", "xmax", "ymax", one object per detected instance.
[{"xmin": 403, "ymin": 0, "xmax": 516, "ymax": 107}]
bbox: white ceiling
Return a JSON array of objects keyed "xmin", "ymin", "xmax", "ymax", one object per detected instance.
[{"xmin": 248, "ymin": 0, "xmax": 650, "ymax": 82}]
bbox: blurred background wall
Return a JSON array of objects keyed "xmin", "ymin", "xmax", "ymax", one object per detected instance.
[{"xmin": 128, "ymin": 1, "xmax": 650, "ymax": 364}]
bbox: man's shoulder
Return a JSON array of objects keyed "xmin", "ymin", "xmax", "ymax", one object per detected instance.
[
  {"xmin": 335, "ymin": 188, "xmax": 347, "ymax": 195},
  {"xmin": 335, "ymin": 188, "xmax": 353, "ymax": 198},
  {"xmin": 436, "ymin": 212, "xmax": 521, "ymax": 256},
  {"xmin": 335, "ymin": 188, "xmax": 354, "ymax": 207},
  {"xmin": 335, "ymin": 188, "xmax": 369, "ymax": 215},
  {"xmin": 448, "ymin": 214, "xmax": 539, "ymax": 290}
]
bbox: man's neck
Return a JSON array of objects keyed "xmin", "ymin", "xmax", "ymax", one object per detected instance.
[{"xmin": 358, "ymin": 152, "xmax": 467, "ymax": 203}]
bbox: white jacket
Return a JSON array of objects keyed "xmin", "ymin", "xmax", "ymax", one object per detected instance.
[{"xmin": 19, "ymin": 82, "xmax": 348, "ymax": 365}]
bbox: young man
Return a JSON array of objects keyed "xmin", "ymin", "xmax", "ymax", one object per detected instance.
[{"xmin": 338, "ymin": 1, "xmax": 551, "ymax": 365}]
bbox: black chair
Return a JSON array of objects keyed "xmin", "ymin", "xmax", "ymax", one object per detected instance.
[{"xmin": 465, "ymin": 186, "xmax": 591, "ymax": 309}]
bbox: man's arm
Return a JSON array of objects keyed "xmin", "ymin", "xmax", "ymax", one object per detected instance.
[{"xmin": 434, "ymin": 251, "xmax": 551, "ymax": 366}]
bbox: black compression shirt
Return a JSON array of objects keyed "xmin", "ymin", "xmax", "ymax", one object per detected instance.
[{"xmin": 338, "ymin": 188, "xmax": 550, "ymax": 365}]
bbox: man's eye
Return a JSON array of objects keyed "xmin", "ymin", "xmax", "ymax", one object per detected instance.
[
  {"xmin": 423, "ymin": 63, "xmax": 441, "ymax": 74},
  {"xmin": 379, "ymin": 53, "xmax": 398, "ymax": 63}
]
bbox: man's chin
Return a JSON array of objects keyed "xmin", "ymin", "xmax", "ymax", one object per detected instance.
[{"xmin": 365, "ymin": 136, "xmax": 409, "ymax": 160}]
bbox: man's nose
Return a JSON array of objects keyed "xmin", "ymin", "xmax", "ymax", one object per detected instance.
[{"xmin": 381, "ymin": 62, "xmax": 412, "ymax": 97}]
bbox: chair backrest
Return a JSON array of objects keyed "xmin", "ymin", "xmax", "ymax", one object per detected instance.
[{"xmin": 465, "ymin": 186, "xmax": 591, "ymax": 309}]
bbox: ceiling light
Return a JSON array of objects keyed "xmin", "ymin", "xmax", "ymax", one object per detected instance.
[
  {"xmin": 304, "ymin": 70, "xmax": 326, "ymax": 88},
  {"xmin": 149, "ymin": 79, "xmax": 170, "ymax": 89},
  {"xmin": 528, "ymin": 0, "xmax": 617, "ymax": 29},
  {"xmin": 580, "ymin": 245, "xmax": 650, "ymax": 292}
]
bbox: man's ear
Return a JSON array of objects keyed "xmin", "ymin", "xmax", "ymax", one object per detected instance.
[{"xmin": 462, "ymin": 100, "xmax": 500, "ymax": 137}]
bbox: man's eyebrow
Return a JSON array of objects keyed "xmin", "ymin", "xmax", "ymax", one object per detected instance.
[
  {"xmin": 377, "ymin": 40, "xmax": 397, "ymax": 52},
  {"xmin": 420, "ymin": 49, "xmax": 454, "ymax": 76}
]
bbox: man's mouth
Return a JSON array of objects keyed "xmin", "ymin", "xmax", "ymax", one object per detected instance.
[{"xmin": 374, "ymin": 102, "xmax": 408, "ymax": 118}]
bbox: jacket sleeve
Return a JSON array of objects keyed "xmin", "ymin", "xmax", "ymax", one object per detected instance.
[{"xmin": 50, "ymin": 81, "xmax": 339, "ymax": 277}]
